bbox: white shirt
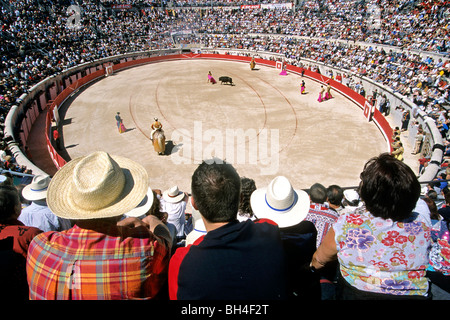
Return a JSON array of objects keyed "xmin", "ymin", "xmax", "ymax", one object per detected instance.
[{"xmin": 160, "ymin": 198, "xmax": 187, "ymax": 238}]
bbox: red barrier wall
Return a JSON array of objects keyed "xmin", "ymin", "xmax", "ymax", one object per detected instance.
[{"xmin": 46, "ymin": 53, "xmax": 392, "ymax": 170}]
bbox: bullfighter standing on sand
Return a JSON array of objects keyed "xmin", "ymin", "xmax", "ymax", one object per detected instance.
[{"xmin": 150, "ymin": 117, "xmax": 162, "ymax": 141}]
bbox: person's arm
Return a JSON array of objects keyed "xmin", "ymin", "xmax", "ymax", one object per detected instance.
[
  {"xmin": 311, "ymin": 228, "xmax": 338, "ymax": 270},
  {"xmin": 142, "ymin": 214, "xmax": 172, "ymax": 246},
  {"xmin": 118, "ymin": 216, "xmax": 172, "ymax": 248}
]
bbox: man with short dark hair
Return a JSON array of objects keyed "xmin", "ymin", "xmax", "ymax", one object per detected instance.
[
  {"xmin": 326, "ymin": 185, "xmax": 344, "ymax": 213},
  {"xmin": 168, "ymin": 159, "xmax": 287, "ymax": 300}
]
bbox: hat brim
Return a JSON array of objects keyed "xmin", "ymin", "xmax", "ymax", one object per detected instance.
[
  {"xmin": 124, "ymin": 187, "xmax": 154, "ymax": 218},
  {"xmin": 162, "ymin": 190, "xmax": 185, "ymax": 203},
  {"xmin": 250, "ymin": 188, "xmax": 310, "ymax": 228},
  {"xmin": 47, "ymin": 154, "xmax": 149, "ymax": 220},
  {"xmin": 22, "ymin": 184, "xmax": 48, "ymax": 201}
]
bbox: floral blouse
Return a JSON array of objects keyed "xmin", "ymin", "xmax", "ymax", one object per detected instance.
[
  {"xmin": 427, "ymin": 220, "xmax": 450, "ymax": 276},
  {"xmin": 333, "ymin": 206, "xmax": 431, "ymax": 296}
]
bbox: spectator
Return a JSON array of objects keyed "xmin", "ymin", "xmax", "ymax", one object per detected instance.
[
  {"xmin": 412, "ymin": 129, "xmax": 424, "ymax": 155},
  {"xmin": 18, "ymin": 175, "xmax": 71, "ymax": 232},
  {"xmin": 305, "ymin": 182, "xmax": 340, "ymax": 299},
  {"xmin": 422, "ymin": 195, "xmax": 441, "ymax": 227},
  {"xmin": 161, "ymin": 185, "xmax": 188, "ymax": 243},
  {"xmin": 326, "ymin": 185, "xmax": 344, "ymax": 214},
  {"xmin": 401, "ymin": 109, "xmax": 411, "ymax": 131},
  {"xmin": 306, "ymin": 183, "xmax": 339, "ymax": 247},
  {"xmin": 427, "ymin": 210, "xmax": 450, "ymax": 300},
  {"xmin": 418, "ymin": 156, "xmax": 431, "ymax": 175},
  {"xmin": 311, "ymin": 153, "xmax": 431, "ymax": 299},
  {"xmin": 0, "ymin": 185, "xmax": 42, "ymax": 300},
  {"xmin": 438, "ymin": 192, "xmax": 450, "ymax": 222},
  {"xmin": 250, "ymin": 175, "xmax": 320, "ymax": 300},
  {"xmin": 391, "ymin": 142, "xmax": 404, "ymax": 161},
  {"xmin": 169, "ymin": 159, "xmax": 287, "ymax": 300},
  {"xmin": 26, "ymin": 151, "xmax": 172, "ymax": 300},
  {"xmin": 52, "ymin": 127, "xmax": 61, "ymax": 150},
  {"xmin": 340, "ymin": 189, "xmax": 362, "ymax": 214}
]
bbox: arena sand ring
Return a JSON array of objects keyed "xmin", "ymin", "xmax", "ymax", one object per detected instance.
[{"xmin": 59, "ymin": 58, "xmax": 398, "ymax": 194}]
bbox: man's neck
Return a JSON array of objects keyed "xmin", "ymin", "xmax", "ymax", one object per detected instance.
[{"xmin": 201, "ymin": 217, "xmax": 228, "ymax": 233}]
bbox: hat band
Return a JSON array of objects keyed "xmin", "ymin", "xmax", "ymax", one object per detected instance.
[
  {"xmin": 265, "ymin": 192, "xmax": 297, "ymax": 212},
  {"xmin": 31, "ymin": 186, "xmax": 48, "ymax": 192},
  {"xmin": 169, "ymin": 192, "xmax": 182, "ymax": 198}
]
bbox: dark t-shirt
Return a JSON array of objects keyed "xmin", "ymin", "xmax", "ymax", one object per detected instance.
[{"xmin": 169, "ymin": 219, "xmax": 287, "ymax": 300}]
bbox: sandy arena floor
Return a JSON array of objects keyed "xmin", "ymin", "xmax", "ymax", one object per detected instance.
[{"xmin": 52, "ymin": 58, "xmax": 393, "ymax": 194}]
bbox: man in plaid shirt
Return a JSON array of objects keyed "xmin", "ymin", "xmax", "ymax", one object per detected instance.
[{"xmin": 26, "ymin": 151, "xmax": 172, "ymax": 300}]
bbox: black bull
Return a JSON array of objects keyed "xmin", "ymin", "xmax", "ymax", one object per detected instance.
[{"xmin": 219, "ymin": 76, "xmax": 234, "ymax": 85}]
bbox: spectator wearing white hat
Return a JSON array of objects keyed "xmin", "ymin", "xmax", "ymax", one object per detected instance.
[
  {"xmin": 161, "ymin": 185, "xmax": 188, "ymax": 243},
  {"xmin": 339, "ymin": 189, "xmax": 363, "ymax": 215},
  {"xmin": 18, "ymin": 175, "xmax": 71, "ymax": 232},
  {"xmin": 250, "ymin": 176, "xmax": 320, "ymax": 300}
]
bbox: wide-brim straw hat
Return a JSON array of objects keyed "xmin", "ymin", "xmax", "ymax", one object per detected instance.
[
  {"xmin": 47, "ymin": 151, "xmax": 149, "ymax": 220},
  {"xmin": 22, "ymin": 174, "xmax": 51, "ymax": 201},
  {"xmin": 250, "ymin": 176, "xmax": 310, "ymax": 228},
  {"xmin": 163, "ymin": 185, "xmax": 185, "ymax": 203}
]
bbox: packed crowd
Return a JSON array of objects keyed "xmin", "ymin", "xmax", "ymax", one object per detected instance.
[{"xmin": 0, "ymin": 151, "xmax": 449, "ymax": 300}]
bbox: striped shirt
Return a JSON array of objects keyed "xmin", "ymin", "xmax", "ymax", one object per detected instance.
[{"xmin": 26, "ymin": 224, "xmax": 170, "ymax": 300}]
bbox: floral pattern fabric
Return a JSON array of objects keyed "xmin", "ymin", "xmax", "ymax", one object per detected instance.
[
  {"xmin": 333, "ymin": 206, "xmax": 431, "ymax": 296},
  {"xmin": 428, "ymin": 220, "xmax": 450, "ymax": 276}
]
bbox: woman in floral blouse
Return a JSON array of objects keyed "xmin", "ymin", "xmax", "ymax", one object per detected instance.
[{"xmin": 311, "ymin": 153, "xmax": 431, "ymax": 299}]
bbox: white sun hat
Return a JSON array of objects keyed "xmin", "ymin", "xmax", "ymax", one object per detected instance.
[
  {"xmin": 162, "ymin": 185, "xmax": 185, "ymax": 203},
  {"xmin": 250, "ymin": 176, "xmax": 310, "ymax": 228},
  {"xmin": 22, "ymin": 175, "xmax": 51, "ymax": 201},
  {"xmin": 124, "ymin": 187, "xmax": 154, "ymax": 218}
]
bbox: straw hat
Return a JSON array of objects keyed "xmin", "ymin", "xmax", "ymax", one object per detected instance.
[
  {"xmin": 124, "ymin": 187, "xmax": 154, "ymax": 218},
  {"xmin": 250, "ymin": 176, "xmax": 310, "ymax": 228},
  {"xmin": 47, "ymin": 151, "xmax": 148, "ymax": 220},
  {"xmin": 22, "ymin": 175, "xmax": 51, "ymax": 201},
  {"xmin": 163, "ymin": 185, "xmax": 185, "ymax": 203}
]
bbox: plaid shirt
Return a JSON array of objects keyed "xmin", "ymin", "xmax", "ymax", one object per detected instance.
[{"xmin": 26, "ymin": 224, "xmax": 170, "ymax": 300}]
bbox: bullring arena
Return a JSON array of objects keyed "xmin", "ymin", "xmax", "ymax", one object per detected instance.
[{"xmin": 28, "ymin": 56, "xmax": 397, "ymax": 194}]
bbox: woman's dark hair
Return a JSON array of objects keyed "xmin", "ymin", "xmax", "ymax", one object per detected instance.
[
  {"xmin": 191, "ymin": 159, "xmax": 241, "ymax": 223},
  {"xmin": 148, "ymin": 190, "xmax": 162, "ymax": 219},
  {"xmin": 358, "ymin": 153, "xmax": 421, "ymax": 221},
  {"xmin": 422, "ymin": 195, "xmax": 439, "ymax": 221},
  {"xmin": 0, "ymin": 185, "xmax": 21, "ymax": 223},
  {"xmin": 238, "ymin": 177, "xmax": 256, "ymax": 217}
]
